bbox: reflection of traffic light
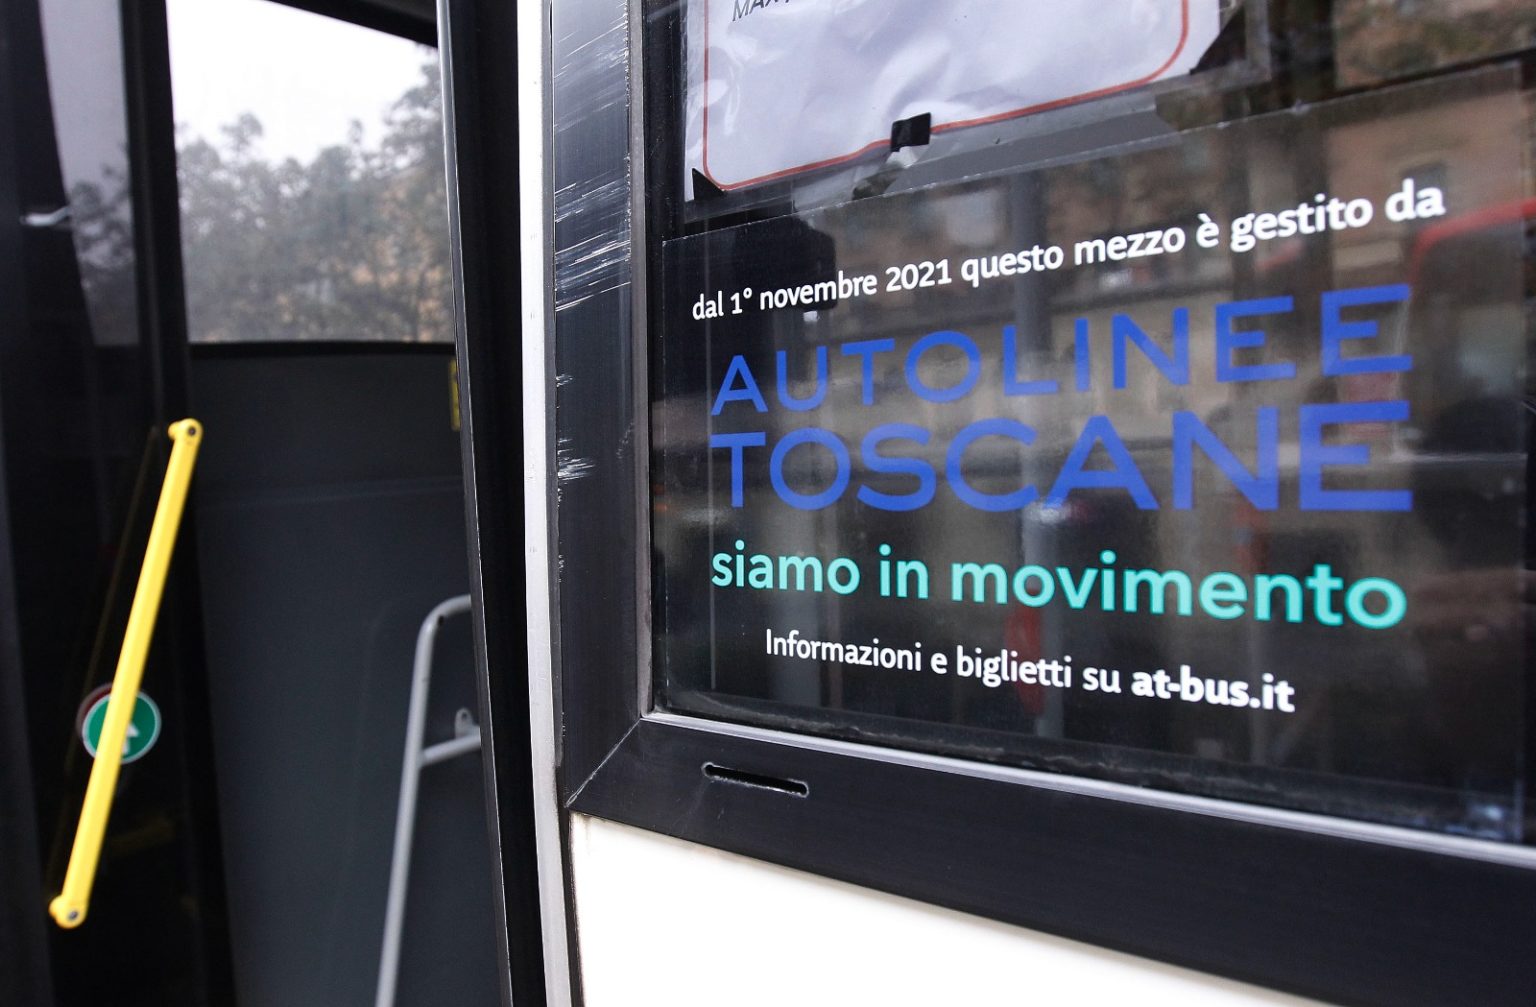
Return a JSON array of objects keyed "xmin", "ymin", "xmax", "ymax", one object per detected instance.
[{"xmin": 1004, "ymin": 604, "xmax": 1045, "ymax": 716}]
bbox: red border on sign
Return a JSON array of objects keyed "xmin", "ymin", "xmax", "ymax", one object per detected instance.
[{"xmin": 701, "ymin": 0, "xmax": 1195, "ymax": 191}]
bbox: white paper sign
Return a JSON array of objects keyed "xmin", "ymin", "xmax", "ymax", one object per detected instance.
[{"xmin": 686, "ymin": 0, "xmax": 1222, "ymax": 193}]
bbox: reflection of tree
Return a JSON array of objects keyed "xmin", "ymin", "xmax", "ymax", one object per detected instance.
[
  {"xmin": 1334, "ymin": 0, "xmax": 1536, "ymax": 87},
  {"xmin": 176, "ymin": 59, "xmax": 451, "ymax": 342},
  {"xmin": 68, "ymin": 166, "xmax": 140, "ymax": 346}
]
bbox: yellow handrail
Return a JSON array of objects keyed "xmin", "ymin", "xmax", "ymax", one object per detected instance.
[{"xmin": 49, "ymin": 419, "xmax": 203, "ymax": 929}]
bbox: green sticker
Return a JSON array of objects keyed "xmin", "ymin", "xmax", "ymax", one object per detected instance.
[{"xmin": 81, "ymin": 692, "xmax": 161, "ymax": 764}]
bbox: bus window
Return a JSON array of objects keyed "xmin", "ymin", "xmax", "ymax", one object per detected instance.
[{"xmin": 167, "ymin": 0, "xmax": 451, "ymax": 344}]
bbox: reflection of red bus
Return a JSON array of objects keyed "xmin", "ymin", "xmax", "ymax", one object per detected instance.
[
  {"xmin": 1399, "ymin": 199, "xmax": 1533, "ymax": 568},
  {"xmin": 1408, "ymin": 197, "xmax": 1536, "ymax": 286},
  {"xmin": 1403, "ymin": 197, "xmax": 1535, "ymax": 429}
]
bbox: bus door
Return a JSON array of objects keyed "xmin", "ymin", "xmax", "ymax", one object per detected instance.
[{"xmin": 0, "ymin": 2, "xmax": 515, "ymax": 1004}]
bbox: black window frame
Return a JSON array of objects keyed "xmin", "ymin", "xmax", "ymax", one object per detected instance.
[
  {"xmin": 275, "ymin": 0, "xmax": 436, "ymax": 45},
  {"xmin": 448, "ymin": 0, "xmax": 1536, "ymax": 1003}
]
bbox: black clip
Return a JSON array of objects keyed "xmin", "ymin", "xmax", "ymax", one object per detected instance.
[
  {"xmin": 692, "ymin": 168, "xmax": 728, "ymax": 201},
  {"xmin": 890, "ymin": 112, "xmax": 932, "ymax": 153}
]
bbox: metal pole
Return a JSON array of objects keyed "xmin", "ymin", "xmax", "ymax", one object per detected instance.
[{"xmin": 376, "ymin": 594, "xmax": 476, "ymax": 1007}]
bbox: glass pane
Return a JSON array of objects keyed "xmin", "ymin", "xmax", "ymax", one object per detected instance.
[
  {"xmin": 647, "ymin": 1, "xmax": 1536, "ymax": 843},
  {"xmin": 167, "ymin": 0, "xmax": 451, "ymax": 343},
  {"xmin": 40, "ymin": 0, "xmax": 139, "ymax": 349}
]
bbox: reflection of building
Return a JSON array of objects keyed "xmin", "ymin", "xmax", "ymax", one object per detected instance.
[
  {"xmin": 698, "ymin": 60, "xmax": 1528, "ymax": 788},
  {"xmin": 1334, "ymin": 0, "xmax": 1536, "ymax": 86}
]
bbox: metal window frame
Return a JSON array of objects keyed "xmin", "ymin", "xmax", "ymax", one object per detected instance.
[
  {"xmin": 448, "ymin": 0, "xmax": 1536, "ymax": 1004},
  {"xmin": 0, "ymin": 2, "xmax": 55, "ymax": 999},
  {"xmin": 438, "ymin": 0, "xmax": 564, "ymax": 1003}
]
